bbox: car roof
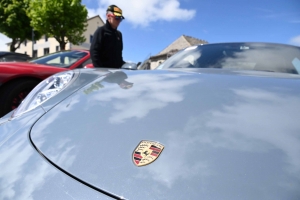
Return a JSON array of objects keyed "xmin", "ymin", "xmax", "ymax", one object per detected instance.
[
  {"xmin": 0, "ymin": 51, "xmax": 30, "ymax": 57},
  {"xmin": 198, "ymin": 41, "xmax": 300, "ymax": 48}
]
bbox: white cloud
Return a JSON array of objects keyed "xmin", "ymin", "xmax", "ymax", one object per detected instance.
[
  {"xmin": 1, "ymin": 0, "xmax": 196, "ymax": 50},
  {"xmin": 86, "ymin": 0, "xmax": 196, "ymax": 27},
  {"xmin": 290, "ymin": 35, "xmax": 300, "ymax": 46},
  {"xmin": 0, "ymin": 33, "xmax": 10, "ymax": 51}
]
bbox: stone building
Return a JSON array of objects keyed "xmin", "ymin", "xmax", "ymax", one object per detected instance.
[{"xmin": 139, "ymin": 35, "xmax": 208, "ymax": 70}]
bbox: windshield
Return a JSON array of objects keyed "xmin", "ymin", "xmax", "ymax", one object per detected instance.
[
  {"xmin": 30, "ymin": 51, "xmax": 88, "ymax": 68},
  {"xmin": 157, "ymin": 43, "xmax": 300, "ymax": 75}
]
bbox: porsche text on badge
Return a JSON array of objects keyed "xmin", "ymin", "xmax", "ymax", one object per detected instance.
[{"xmin": 133, "ymin": 140, "xmax": 164, "ymax": 167}]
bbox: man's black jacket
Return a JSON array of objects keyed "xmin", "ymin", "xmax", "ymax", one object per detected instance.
[{"xmin": 90, "ymin": 20, "xmax": 125, "ymax": 68}]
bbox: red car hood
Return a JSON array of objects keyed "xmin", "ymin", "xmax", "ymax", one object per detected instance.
[
  {"xmin": 0, "ymin": 61, "xmax": 68, "ymax": 72},
  {"xmin": 0, "ymin": 62, "xmax": 68, "ymax": 82}
]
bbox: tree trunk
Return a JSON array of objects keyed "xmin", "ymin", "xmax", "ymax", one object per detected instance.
[
  {"xmin": 10, "ymin": 38, "xmax": 23, "ymax": 52},
  {"xmin": 55, "ymin": 35, "xmax": 67, "ymax": 51},
  {"xmin": 10, "ymin": 38, "xmax": 17, "ymax": 52},
  {"xmin": 59, "ymin": 41, "xmax": 67, "ymax": 51}
]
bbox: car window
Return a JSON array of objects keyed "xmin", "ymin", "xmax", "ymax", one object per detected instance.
[
  {"xmin": 158, "ymin": 43, "xmax": 300, "ymax": 74},
  {"xmin": 30, "ymin": 51, "xmax": 88, "ymax": 68},
  {"xmin": 81, "ymin": 58, "xmax": 92, "ymax": 67},
  {"xmin": 74, "ymin": 58, "xmax": 92, "ymax": 69}
]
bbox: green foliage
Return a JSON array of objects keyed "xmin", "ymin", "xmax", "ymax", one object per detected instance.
[
  {"xmin": 0, "ymin": 0, "xmax": 41, "ymax": 52},
  {"xmin": 27, "ymin": 0, "xmax": 88, "ymax": 50}
]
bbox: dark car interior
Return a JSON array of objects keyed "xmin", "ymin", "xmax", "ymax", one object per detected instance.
[{"xmin": 0, "ymin": 52, "xmax": 31, "ymax": 62}]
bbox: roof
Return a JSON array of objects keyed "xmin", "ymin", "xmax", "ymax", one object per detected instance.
[
  {"xmin": 0, "ymin": 51, "xmax": 30, "ymax": 57},
  {"xmin": 158, "ymin": 35, "xmax": 208, "ymax": 55},
  {"xmin": 87, "ymin": 15, "xmax": 105, "ymax": 24},
  {"xmin": 184, "ymin": 35, "xmax": 208, "ymax": 46},
  {"xmin": 150, "ymin": 35, "xmax": 208, "ymax": 60}
]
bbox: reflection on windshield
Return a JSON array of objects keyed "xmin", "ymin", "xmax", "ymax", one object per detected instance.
[
  {"xmin": 159, "ymin": 43, "xmax": 300, "ymax": 74},
  {"xmin": 30, "ymin": 51, "xmax": 88, "ymax": 68}
]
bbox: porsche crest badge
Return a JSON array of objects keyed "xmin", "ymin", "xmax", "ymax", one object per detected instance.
[{"xmin": 133, "ymin": 140, "xmax": 164, "ymax": 167}]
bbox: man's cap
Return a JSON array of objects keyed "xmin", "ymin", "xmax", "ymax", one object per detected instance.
[{"xmin": 107, "ymin": 5, "xmax": 125, "ymax": 19}]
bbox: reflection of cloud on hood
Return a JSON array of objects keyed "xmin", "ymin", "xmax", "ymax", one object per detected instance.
[
  {"xmin": 34, "ymin": 95, "xmax": 81, "ymax": 135},
  {"xmin": 0, "ymin": 128, "xmax": 78, "ymax": 199},
  {"xmin": 136, "ymin": 130, "xmax": 212, "ymax": 188},
  {"xmin": 32, "ymin": 116, "xmax": 79, "ymax": 168},
  {"xmin": 204, "ymin": 89, "xmax": 300, "ymax": 176},
  {"xmin": 30, "ymin": 98, "xmax": 80, "ymax": 168},
  {"xmin": 49, "ymin": 139, "xmax": 77, "ymax": 169},
  {"xmin": 135, "ymin": 88, "xmax": 300, "ymax": 189},
  {"xmin": 19, "ymin": 159, "xmax": 56, "ymax": 200},
  {"xmin": 87, "ymin": 0, "xmax": 196, "ymax": 27},
  {"xmin": 0, "ymin": 132, "xmax": 57, "ymax": 200},
  {"xmin": 0, "ymin": 135, "xmax": 33, "ymax": 199},
  {"xmin": 91, "ymin": 73, "xmax": 198, "ymax": 124}
]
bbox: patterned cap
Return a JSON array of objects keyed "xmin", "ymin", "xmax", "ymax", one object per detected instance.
[{"xmin": 107, "ymin": 5, "xmax": 125, "ymax": 19}]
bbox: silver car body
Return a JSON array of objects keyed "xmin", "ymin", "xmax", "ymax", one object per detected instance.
[{"xmin": 0, "ymin": 43, "xmax": 300, "ymax": 199}]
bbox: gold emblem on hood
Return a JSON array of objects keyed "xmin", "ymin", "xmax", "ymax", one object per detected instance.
[{"xmin": 133, "ymin": 140, "xmax": 164, "ymax": 167}]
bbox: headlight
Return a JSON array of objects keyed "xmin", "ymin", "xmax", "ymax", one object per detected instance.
[{"xmin": 13, "ymin": 71, "xmax": 75, "ymax": 117}]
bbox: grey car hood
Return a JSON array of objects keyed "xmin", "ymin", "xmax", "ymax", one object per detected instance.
[{"xmin": 30, "ymin": 69, "xmax": 300, "ymax": 199}]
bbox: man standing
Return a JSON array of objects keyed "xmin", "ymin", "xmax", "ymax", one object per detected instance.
[{"xmin": 90, "ymin": 5, "xmax": 125, "ymax": 68}]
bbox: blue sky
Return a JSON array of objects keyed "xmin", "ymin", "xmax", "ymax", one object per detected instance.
[{"xmin": 1, "ymin": 0, "xmax": 299, "ymax": 63}]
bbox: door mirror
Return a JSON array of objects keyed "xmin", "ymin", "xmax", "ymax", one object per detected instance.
[{"xmin": 121, "ymin": 62, "xmax": 137, "ymax": 70}]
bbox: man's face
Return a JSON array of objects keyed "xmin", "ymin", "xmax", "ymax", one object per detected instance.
[{"xmin": 107, "ymin": 13, "xmax": 122, "ymax": 29}]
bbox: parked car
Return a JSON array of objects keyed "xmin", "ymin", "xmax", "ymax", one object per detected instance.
[
  {"xmin": 0, "ymin": 51, "xmax": 31, "ymax": 62},
  {"xmin": 0, "ymin": 42, "xmax": 300, "ymax": 199},
  {"xmin": 0, "ymin": 50, "xmax": 91, "ymax": 117}
]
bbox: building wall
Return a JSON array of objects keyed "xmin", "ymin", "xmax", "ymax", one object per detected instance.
[
  {"xmin": 11, "ymin": 16, "xmax": 104, "ymax": 57},
  {"xmin": 148, "ymin": 36, "xmax": 191, "ymax": 69},
  {"xmin": 150, "ymin": 58, "xmax": 166, "ymax": 69},
  {"xmin": 149, "ymin": 35, "xmax": 208, "ymax": 70},
  {"xmin": 13, "ymin": 40, "xmax": 32, "ymax": 56},
  {"xmin": 71, "ymin": 16, "xmax": 104, "ymax": 50},
  {"xmin": 15, "ymin": 37, "xmax": 63, "ymax": 57}
]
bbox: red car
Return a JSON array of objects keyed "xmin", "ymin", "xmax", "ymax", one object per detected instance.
[{"xmin": 0, "ymin": 50, "xmax": 91, "ymax": 117}]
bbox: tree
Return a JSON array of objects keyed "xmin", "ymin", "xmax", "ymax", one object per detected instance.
[
  {"xmin": 27, "ymin": 0, "xmax": 88, "ymax": 50},
  {"xmin": 0, "ymin": 0, "xmax": 41, "ymax": 52}
]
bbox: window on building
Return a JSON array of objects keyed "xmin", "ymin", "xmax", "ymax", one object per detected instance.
[
  {"xmin": 56, "ymin": 46, "xmax": 60, "ymax": 52},
  {"xmin": 33, "ymin": 50, "xmax": 37, "ymax": 58},
  {"xmin": 90, "ymin": 35, "xmax": 93, "ymax": 43},
  {"xmin": 44, "ymin": 48, "xmax": 50, "ymax": 55},
  {"xmin": 45, "ymin": 35, "xmax": 48, "ymax": 42},
  {"xmin": 24, "ymin": 40, "xmax": 27, "ymax": 46}
]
